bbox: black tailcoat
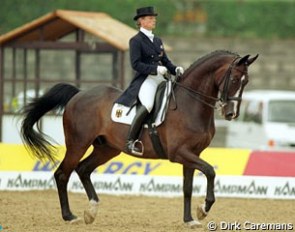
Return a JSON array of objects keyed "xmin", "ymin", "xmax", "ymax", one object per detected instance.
[{"xmin": 115, "ymin": 31, "xmax": 177, "ymax": 106}]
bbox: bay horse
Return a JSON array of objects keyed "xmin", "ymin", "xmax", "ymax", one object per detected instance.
[{"xmin": 20, "ymin": 50, "xmax": 258, "ymax": 228}]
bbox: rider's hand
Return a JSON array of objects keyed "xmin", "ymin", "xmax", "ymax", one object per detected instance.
[
  {"xmin": 175, "ymin": 66, "xmax": 184, "ymax": 75},
  {"xmin": 157, "ymin": 66, "xmax": 168, "ymax": 75}
]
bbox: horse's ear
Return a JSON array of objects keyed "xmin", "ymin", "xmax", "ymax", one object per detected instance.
[
  {"xmin": 237, "ymin": 54, "xmax": 259, "ymax": 66},
  {"xmin": 246, "ymin": 54, "xmax": 259, "ymax": 66},
  {"xmin": 237, "ymin": 55, "xmax": 250, "ymax": 66}
]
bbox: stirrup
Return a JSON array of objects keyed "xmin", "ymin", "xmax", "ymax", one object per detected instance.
[{"xmin": 131, "ymin": 140, "xmax": 144, "ymax": 156}]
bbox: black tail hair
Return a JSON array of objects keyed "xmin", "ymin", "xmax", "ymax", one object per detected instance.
[{"xmin": 20, "ymin": 83, "xmax": 80, "ymax": 162}]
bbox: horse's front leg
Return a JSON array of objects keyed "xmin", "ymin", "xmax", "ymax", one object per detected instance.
[
  {"xmin": 196, "ymin": 159, "xmax": 216, "ymax": 220},
  {"xmin": 178, "ymin": 152, "xmax": 216, "ymax": 221},
  {"xmin": 183, "ymin": 166, "xmax": 202, "ymax": 228}
]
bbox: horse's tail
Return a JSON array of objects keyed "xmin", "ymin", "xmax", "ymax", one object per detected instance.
[{"xmin": 20, "ymin": 83, "xmax": 80, "ymax": 162}]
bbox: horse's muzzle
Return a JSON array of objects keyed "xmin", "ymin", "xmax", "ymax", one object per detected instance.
[{"xmin": 222, "ymin": 102, "xmax": 237, "ymax": 121}]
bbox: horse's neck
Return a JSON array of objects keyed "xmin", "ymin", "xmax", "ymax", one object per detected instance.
[
  {"xmin": 182, "ymin": 56, "xmax": 231, "ymax": 98},
  {"xmin": 175, "ymin": 62, "xmax": 221, "ymax": 126},
  {"xmin": 174, "ymin": 73, "xmax": 215, "ymax": 127},
  {"xmin": 182, "ymin": 69, "xmax": 217, "ymax": 98}
]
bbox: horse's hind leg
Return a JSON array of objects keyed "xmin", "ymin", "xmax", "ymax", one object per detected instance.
[
  {"xmin": 54, "ymin": 147, "xmax": 88, "ymax": 222},
  {"xmin": 75, "ymin": 144, "xmax": 120, "ymax": 224}
]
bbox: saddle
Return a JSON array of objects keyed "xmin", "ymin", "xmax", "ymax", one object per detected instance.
[
  {"xmin": 111, "ymin": 80, "xmax": 173, "ymax": 158},
  {"xmin": 111, "ymin": 80, "xmax": 172, "ymax": 128}
]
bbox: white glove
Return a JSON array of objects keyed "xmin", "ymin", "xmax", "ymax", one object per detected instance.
[
  {"xmin": 157, "ymin": 66, "xmax": 168, "ymax": 75},
  {"xmin": 175, "ymin": 66, "xmax": 184, "ymax": 75}
]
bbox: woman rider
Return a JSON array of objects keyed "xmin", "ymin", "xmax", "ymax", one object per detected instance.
[{"xmin": 116, "ymin": 6, "xmax": 184, "ymax": 155}]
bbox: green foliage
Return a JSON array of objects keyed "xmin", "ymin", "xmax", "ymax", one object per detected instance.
[
  {"xmin": 0, "ymin": 0, "xmax": 294, "ymax": 39},
  {"xmin": 203, "ymin": 0, "xmax": 295, "ymax": 38}
]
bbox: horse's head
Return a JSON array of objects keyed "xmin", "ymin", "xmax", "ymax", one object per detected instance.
[{"xmin": 217, "ymin": 54, "xmax": 259, "ymax": 120}]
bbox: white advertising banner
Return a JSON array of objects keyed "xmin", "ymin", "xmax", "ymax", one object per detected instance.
[{"xmin": 0, "ymin": 172, "xmax": 295, "ymax": 199}]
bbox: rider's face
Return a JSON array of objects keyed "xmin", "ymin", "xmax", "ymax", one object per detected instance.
[{"xmin": 139, "ymin": 16, "xmax": 156, "ymax": 30}]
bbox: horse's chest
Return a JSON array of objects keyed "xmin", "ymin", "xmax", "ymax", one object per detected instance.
[
  {"xmin": 202, "ymin": 133, "xmax": 213, "ymax": 145},
  {"xmin": 194, "ymin": 131, "xmax": 214, "ymax": 150}
]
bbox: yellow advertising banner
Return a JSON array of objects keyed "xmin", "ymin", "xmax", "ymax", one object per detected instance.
[{"xmin": 0, "ymin": 144, "xmax": 251, "ymax": 176}]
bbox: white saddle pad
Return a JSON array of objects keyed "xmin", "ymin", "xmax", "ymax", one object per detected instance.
[{"xmin": 111, "ymin": 81, "xmax": 172, "ymax": 127}]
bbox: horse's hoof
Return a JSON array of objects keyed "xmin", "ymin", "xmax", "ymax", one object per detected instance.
[
  {"xmin": 197, "ymin": 204, "xmax": 208, "ymax": 220},
  {"xmin": 184, "ymin": 220, "xmax": 202, "ymax": 229},
  {"xmin": 63, "ymin": 213, "xmax": 78, "ymax": 222},
  {"xmin": 84, "ymin": 210, "xmax": 95, "ymax": 224},
  {"xmin": 84, "ymin": 200, "xmax": 99, "ymax": 224},
  {"xmin": 69, "ymin": 217, "xmax": 82, "ymax": 224}
]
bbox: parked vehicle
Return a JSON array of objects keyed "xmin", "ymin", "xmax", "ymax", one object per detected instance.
[{"xmin": 225, "ymin": 90, "xmax": 295, "ymax": 150}]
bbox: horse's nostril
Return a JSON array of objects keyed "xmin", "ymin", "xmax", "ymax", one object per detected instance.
[
  {"xmin": 226, "ymin": 112, "xmax": 234, "ymax": 117},
  {"xmin": 225, "ymin": 112, "xmax": 234, "ymax": 120}
]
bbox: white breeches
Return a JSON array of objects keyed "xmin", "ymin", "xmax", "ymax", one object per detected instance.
[{"xmin": 138, "ymin": 74, "xmax": 165, "ymax": 113}]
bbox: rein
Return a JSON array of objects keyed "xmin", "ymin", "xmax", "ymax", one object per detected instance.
[
  {"xmin": 172, "ymin": 56, "xmax": 242, "ymax": 110},
  {"xmin": 174, "ymin": 82, "xmax": 220, "ymax": 109}
]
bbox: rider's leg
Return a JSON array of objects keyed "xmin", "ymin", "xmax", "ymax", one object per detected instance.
[
  {"xmin": 126, "ymin": 105, "xmax": 149, "ymax": 154},
  {"xmin": 138, "ymin": 74, "xmax": 164, "ymax": 112},
  {"xmin": 126, "ymin": 74, "xmax": 164, "ymax": 155}
]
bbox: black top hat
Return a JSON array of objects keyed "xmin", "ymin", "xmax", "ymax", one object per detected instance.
[{"xmin": 133, "ymin": 6, "xmax": 158, "ymax": 21}]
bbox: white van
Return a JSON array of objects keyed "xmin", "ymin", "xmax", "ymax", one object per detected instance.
[{"xmin": 225, "ymin": 90, "xmax": 295, "ymax": 150}]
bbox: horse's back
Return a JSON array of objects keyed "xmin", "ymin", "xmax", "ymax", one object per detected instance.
[
  {"xmin": 87, "ymin": 85, "xmax": 122, "ymax": 98},
  {"xmin": 66, "ymin": 85, "xmax": 121, "ymax": 110}
]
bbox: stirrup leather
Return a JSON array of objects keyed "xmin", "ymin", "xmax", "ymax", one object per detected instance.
[{"xmin": 130, "ymin": 139, "xmax": 144, "ymax": 156}]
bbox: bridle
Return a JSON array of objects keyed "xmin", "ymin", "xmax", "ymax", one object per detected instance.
[
  {"xmin": 173, "ymin": 56, "xmax": 248, "ymax": 109},
  {"xmin": 218, "ymin": 56, "xmax": 248, "ymax": 103}
]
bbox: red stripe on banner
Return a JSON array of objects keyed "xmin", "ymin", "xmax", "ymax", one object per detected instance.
[{"xmin": 244, "ymin": 150, "xmax": 295, "ymax": 177}]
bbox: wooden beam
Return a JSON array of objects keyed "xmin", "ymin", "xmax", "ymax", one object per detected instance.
[
  {"xmin": 5, "ymin": 41, "xmax": 117, "ymax": 53},
  {"xmin": 75, "ymin": 51, "xmax": 81, "ymax": 87},
  {"xmin": 35, "ymin": 49, "xmax": 41, "ymax": 97},
  {"xmin": 119, "ymin": 51, "xmax": 125, "ymax": 89},
  {"xmin": 23, "ymin": 49, "xmax": 28, "ymax": 106},
  {"xmin": 0, "ymin": 47, "xmax": 4, "ymax": 141}
]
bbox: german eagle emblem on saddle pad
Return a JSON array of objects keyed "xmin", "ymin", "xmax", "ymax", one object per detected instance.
[{"xmin": 111, "ymin": 80, "xmax": 172, "ymax": 127}]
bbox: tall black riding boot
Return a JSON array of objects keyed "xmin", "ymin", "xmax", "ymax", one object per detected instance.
[{"xmin": 126, "ymin": 105, "xmax": 149, "ymax": 155}]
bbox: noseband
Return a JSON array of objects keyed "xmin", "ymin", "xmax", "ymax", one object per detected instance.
[{"xmin": 174, "ymin": 56, "xmax": 247, "ymax": 109}]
